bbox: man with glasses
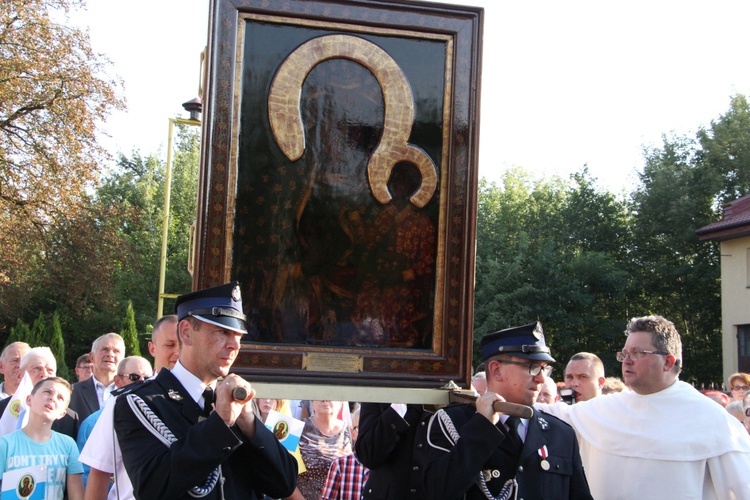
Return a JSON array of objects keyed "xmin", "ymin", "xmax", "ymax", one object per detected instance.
[
  {"xmin": 74, "ymin": 354, "xmax": 94, "ymax": 382},
  {"xmin": 77, "ymin": 356, "xmax": 153, "ymax": 493},
  {"xmin": 420, "ymin": 322, "xmax": 592, "ymax": 499},
  {"xmin": 539, "ymin": 315, "xmax": 750, "ymax": 499},
  {"xmin": 728, "ymin": 372, "xmax": 750, "ymax": 402}
]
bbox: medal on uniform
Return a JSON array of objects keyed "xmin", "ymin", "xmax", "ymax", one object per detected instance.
[{"xmin": 538, "ymin": 445, "xmax": 550, "ymax": 470}]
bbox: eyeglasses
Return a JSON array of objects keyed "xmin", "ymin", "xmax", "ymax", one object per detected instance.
[
  {"xmin": 732, "ymin": 385, "xmax": 750, "ymax": 392},
  {"xmin": 615, "ymin": 348, "xmax": 669, "ymax": 362},
  {"xmin": 497, "ymin": 359, "xmax": 553, "ymax": 377},
  {"xmin": 119, "ymin": 373, "xmax": 146, "ymax": 382}
]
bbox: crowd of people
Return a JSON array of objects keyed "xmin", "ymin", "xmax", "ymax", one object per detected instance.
[{"xmin": 0, "ymin": 282, "xmax": 749, "ymax": 499}]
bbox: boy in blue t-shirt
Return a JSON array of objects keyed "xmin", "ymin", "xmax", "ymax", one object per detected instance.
[{"xmin": 0, "ymin": 377, "xmax": 83, "ymax": 500}]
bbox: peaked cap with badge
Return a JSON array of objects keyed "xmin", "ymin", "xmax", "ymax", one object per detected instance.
[
  {"xmin": 175, "ymin": 281, "xmax": 247, "ymax": 334},
  {"xmin": 479, "ymin": 321, "xmax": 555, "ymax": 362}
]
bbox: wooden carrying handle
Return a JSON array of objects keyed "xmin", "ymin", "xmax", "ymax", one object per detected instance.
[
  {"xmin": 232, "ymin": 386, "xmax": 248, "ymax": 401},
  {"xmin": 450, "ymin": 390, "xmax": 534, "ymax": 419},
  {"xmin": 492, "ymin": 401, "xmax": 534, "ymax": 419}
]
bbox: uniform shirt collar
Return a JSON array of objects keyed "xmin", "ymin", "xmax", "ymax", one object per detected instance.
[
  {"xmin": 93, "ymin": 377, "xmax": 116, "ymax": 407},
  {"xmin": 171, "ymin": 360, "xmax": 215, "ymax": 405},
  {"xmin": 501, "ymin": 414, "xmax": 529, "ymax": 441}
]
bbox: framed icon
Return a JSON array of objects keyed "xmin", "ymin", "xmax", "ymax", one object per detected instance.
[{"xmin": 195, "ymin": 0, "xmax": 483, "ymax": 389}]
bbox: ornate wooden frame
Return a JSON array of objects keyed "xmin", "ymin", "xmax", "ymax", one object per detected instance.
[{"xmin": 195, "ymin": 0, "xmax": 483, "ymax": 389}]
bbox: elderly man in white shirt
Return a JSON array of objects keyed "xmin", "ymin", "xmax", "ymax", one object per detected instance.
[
  {"xmin": 539, "ymin": 315, "xmax": 750, "ymax": 499},
  {"xmin": 70, "ymin": 333, "xmax": 125, "ymax": 422},
  {"xmin": 0, "ymin": 342, "xmax": 30, "ymax": 399}
]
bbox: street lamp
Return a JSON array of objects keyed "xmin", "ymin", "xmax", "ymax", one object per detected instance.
[{"xmin": 157, "ymin": 98, "xmax": 202, "ymax": 318}]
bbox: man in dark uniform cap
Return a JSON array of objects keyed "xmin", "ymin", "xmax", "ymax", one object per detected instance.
[
  {"xmin": 113, "ymin": 282, "xmax": 298, "ymax": 499},
  {"xmin": 419, "ymin": 322, "xmax": 592, "ymax": 499}
]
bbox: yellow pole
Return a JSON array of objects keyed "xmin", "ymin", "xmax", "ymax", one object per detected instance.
[{"xmin": 157, "ymin": 117, "xmax": 200, "ymax": 318}]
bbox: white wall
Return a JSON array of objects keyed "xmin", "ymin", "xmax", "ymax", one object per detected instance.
[{"xmin": 720, "ymin": 236, "xmax": 750, "ymax": 384}]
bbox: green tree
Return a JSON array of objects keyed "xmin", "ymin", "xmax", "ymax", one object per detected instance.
[
  {"xmin": 473, "ymin": 167, "xmax": 631, "ymax": 373},
  {"xmin": 0, "ymin": 125, "xmax": 199, "ymax": 358},
  {"xmin": 165, "ymin": 125, "xmax": 201, "ymax": 306},
  {"xmin": 48, "ymin": 311, "xmax": 69, "ymax": 380},
  {"xmin": 97, "ymin": 125, "xmax": 200, "ymax": 330},
  {"xmin": 7, "ymin": 319, "xmax": 30, "ymax": 345},
  {"xmin": 0, "ymin": 0, "xmax": 128, "ymax": 352},
  {"xmin": 121, "ymin": 301, "xmax": 141, "ymax": 356},
  {"xmin": 552, "ymin": 170, "xmax": 632, "ymax": 374},
  {"xmin": 698, "ymin": 94, "xmax": 750, "ymax": 203},
  {"xmin": 631, "ymin": 132, "xmax": 722, "ymax": 385},
  {"xmin": 0, "ymin": 0, "xmax": 124, "ymax": 291},
  {"xmin": 29, "ymin": 313, "xmax": 46, "ymax": 347},
  {"xmin": 473, "ymin": 166, "xmax": 638, "ymax": 377}
]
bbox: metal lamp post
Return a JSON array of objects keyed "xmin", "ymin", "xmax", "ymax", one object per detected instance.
[{"xmin": 156, "ymin": 98, "xmax": 202, "ymax": 318}]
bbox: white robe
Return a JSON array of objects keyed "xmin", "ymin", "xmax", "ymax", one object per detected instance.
[
  {"xmin": 80, "ymin": 397, "xmax": 133, "ymax": 500},
  {"xmin": 539, "ymin": 381, "xmax": 750, "ymax": 499}
]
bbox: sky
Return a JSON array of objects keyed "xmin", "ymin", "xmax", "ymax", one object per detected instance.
[{"xmin": 73, "ymin": 0, "xmax": 750, "ymax": 193}]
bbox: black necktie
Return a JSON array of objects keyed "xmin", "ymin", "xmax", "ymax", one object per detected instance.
[
  {"xmin": 505, "ymin": 416, "xmax": 523, "ymax": 453},
  {"xmin": 202, "ymin": 386, "xmax": 214, "ymax": 415}
]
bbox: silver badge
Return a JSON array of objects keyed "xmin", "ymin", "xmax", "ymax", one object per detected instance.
[
  {"xmin": 168, "ymin": 389, "xmax": 183, "ymax": 401},
  {"xmin": 533, "ymin": 321, "xmax": 544, "ymax": 340},
  {"xmin": 540, "ymin": 459, "xmax": 550, "ymax": 471},
  {"xmin": 538, "ymin": 417, "xmax": 548, "ymax": 430},
  {"xmin": 232, "ymin": 285, "xmax": 242, "ymax": 302}
]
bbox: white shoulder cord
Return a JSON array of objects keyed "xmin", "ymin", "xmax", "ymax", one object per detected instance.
[
  {"xmin": 426, "ymin": 409, "xmax": 517, "ymax": 500},
  {"xmin": 426, "ymin": 409, "xmax": 460, "ymax": 451},
  {"xmin": 125, "ymin": 393, "xmax": 223, "ymax": 498}
]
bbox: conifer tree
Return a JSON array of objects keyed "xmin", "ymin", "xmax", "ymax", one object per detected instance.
[
  {"xmin": 28, "ymin": 313, "xmax": 46, "ymax": 347},
  {"xmin": 6, "ymin": 319, "xmax": 30, "ymax": 345},
  {"xmin": 48, "ymin": 311, "xmax": 69, "ymax": 380},
  {"xmin": 121, "ymin": 301, "xmax": 141, "ymax": 356}
]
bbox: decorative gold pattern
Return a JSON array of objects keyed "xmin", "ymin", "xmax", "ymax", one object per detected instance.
[{"xmin": 268, "ymin": 34, "xmax": 438, "ymax": 208}]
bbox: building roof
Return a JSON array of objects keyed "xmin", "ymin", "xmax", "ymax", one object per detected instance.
[{"xmin": 696, "ymin": 194, "xmax": 750, "ymax": 241}]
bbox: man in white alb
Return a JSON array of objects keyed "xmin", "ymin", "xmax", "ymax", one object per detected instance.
[{"xmin": 539, "ymin": 315, "xmax": 750, "ymax": 499}]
